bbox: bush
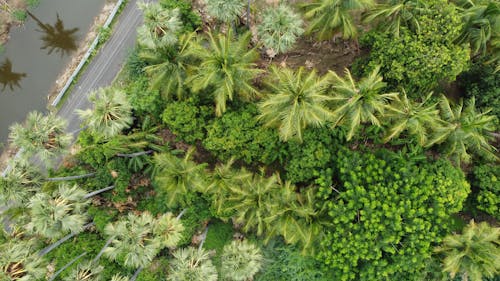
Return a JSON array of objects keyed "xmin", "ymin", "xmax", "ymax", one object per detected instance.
[
  {"xmin": 203, "ymin": 220, "xmax": 233, "ymax": 254},
  {"xmin": 203, "ymin": 104, "xmax": 286, "ymax": 165},
  {"xmin": 317, "ymin": 149, "xmax": 470, "ymax": 280},
  {"xmin": 284, "ymin": 128, "xmax": 344, "ymax": 184},
  {"xmin": 12, "ymin": 10, "xmax": 27, "ymax": 21},
  {"xmin": 357, "ymin": 0, "xmax": 469, "ymax": 93},
  {"xmin": 125, "ymin": 76, "xmax": 165, "ymax": 119},
  {"xmin": 470, "ymin": 164, "xmax": 500, "ymax": 219},
  {"xmin": 162, "ymin": 100, "xmax": 212, "ymax": 144}
]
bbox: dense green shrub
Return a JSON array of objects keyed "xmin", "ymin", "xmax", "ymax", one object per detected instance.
[
  {"xmin": 317, "ymin": 149, "xmax": 470, "ymax": 281},
  {"xmin": 162, "ymin": 100, "xmax": 212, "ymax": 144},
  {"xmin": 203, "ymin": 104, "xmax": 286, "ymax": 164},
  {"xmin": 284, "ymin": 128, "xmax": 344, "ymax": 184},
  {"xmin": 125, "ymin": 76, "xmax": 165, "ymax": 119},
  {"xmin": 256, "ymin": 239, "xmax": 332, "ymax": 281},
  {"xmin": 470, "ymin": 164, "xmax": 500, "ymax": 219},
  {"xmin": 159, "ymin": 0, "xmax": 202, "ymax": 32},
  {"xmin": 203, "ymin": 220, "xmax": 234, "ymax": 254},
  {"xmin": 357, "ymin": 0, "xmax": 469, "ymax": 93},
  {"xmin": 459, "ymin": 59, "xmax": 500, "ymax": 120}
]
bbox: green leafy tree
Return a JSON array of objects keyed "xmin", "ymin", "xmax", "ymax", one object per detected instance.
[
  {"xmin": 162, "ymin": 100, "xmax": 212, "ymax": 144},
  {"xmin": 383, "ymin": 91, "xmax": 442, "ymax": 145},
  {"xmin": 8, "ymin": 111, "xmax": 72, "ymax": 166},
  {"xmin": 435, "ymin": 220, "xmax": 500, "ymax": 281},
  {"xmin": 104, "ymin": 212, "xmax": 184, "ymax": 269},
  {"xmin": 167, "ymin": 247, "xmax": 218, "ymax": 281},
  {"xmin": 137, "ymin": 2, "xmax": 182, "ymax": 49},
  {"xmin": 153, "ymin": 148, "xmax": 207, "ymax": 208},
  {"xmin": 300, "ymin": 0, "xmax": 374, "ymax": 40},
  {"xmin": 426, "ymin": 96, "xmax": 498, "ymax": 164},
  {"xmin": 470, "ymin": 164, "xmax": 500, "ymax": 219},
  {"xmin": 455, "ymin": 0, "xmax": 500, "ymax": 57},
  {"xmin": 26, "ymin": 184, "xmax": 90, "ymax": 240},
  {"xmin": 258, "ymin": 66, "xmax": 333, "ymax": 142},
  {"xmin": 0, "ymin": 240, "xmax": 46, "ymax": 281},
  {"xmin": 329, "ymin": 67, "xmax": 398, "ymax": 140},
  {"xmin": 77, "ymin": 87, "xmax": 133, "ymax": 139},
  {"xmin": 187, "ymin": 31, "xmax": 261, "ymax": 116},
  {"xmin": 317, "ymin": 149, "xmax": 470, "ymax": 280},
  {"xmin": 220, "ymin": 240, "xmax": 263, "ymax": 281},
  {"xmin": 205, "ymin": 0, "xmax": 245, "ymax": 24},
  {"xmin": 257, "ymin": 5, "xmax": 304, "ymax": 54}
]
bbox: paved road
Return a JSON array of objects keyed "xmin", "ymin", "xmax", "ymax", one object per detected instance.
[{"xmin": 57, "ymin": 0, "xmax": 148, "ymax": 135}]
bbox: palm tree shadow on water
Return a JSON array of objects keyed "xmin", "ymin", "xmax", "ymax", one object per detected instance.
[
  {"xmin": 0, "ymin": 58, "xmax": 27, "ymax": 92},
  {"xmin": 27, "ymin": 11, "xmax": 79, "ymax": 57}
]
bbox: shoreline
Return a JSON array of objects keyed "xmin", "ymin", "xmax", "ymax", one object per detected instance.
[
  {"xmin": 0, "ymin": 0, "xmax": 118, "ymax": 172},
  {"xmin": 0, "ymin": 0, "xmax": 28, "ymax": 45}
]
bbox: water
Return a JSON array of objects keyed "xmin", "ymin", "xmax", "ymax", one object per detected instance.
[{"xmin": 0, "ymin": 0, "xmax": 106, "ymax": 146}]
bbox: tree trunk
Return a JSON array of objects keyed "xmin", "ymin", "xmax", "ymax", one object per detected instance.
[
  {"xmin": 46, "ymin": 172, "xmax": 96, "ymax": 181},
  {"xmin": 130, "ymin": 267, "xmax": 143, "ymax": 281},
  {"xmin": 38, "ymin": 223, "xmax": 94, "ymax": 257},
  {"xmin": 48, "ymin": 252, "xmax": 87, "ymax": 281},
  {"xmin": 92, "ymin": 237, "xmax": 113, "ymax": 263},
  {"xmin": 176, "ymin": 208, "xmax": 187, "ymax": 220},
  {"xmin": 83, "ymin": 185, "xmax": 114, "ymax": 199}
]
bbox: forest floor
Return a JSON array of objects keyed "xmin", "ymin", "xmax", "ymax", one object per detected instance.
[{"xmin": 0, "ymin": 0, "xmax": 26, "ymax": 45}]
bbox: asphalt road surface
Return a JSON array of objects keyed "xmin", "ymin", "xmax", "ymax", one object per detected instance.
[{"xmin": 57, "ymin": 0, "xmax": 149, "ymax": 136}]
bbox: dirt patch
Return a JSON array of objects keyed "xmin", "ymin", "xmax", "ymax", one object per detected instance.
[
  {"xmin": 258, "ymin": 37, "xmax": 361, "ymax": 75},
  {"xmin": 0, "ymin": 0, "xmax": 26, "ymax": 45}
]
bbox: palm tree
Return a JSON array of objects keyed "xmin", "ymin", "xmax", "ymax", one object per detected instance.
[
  {"xmin": 383, "ymin": 91, "xmax": 442, "ymax": 145},
  {"xmin": 435, "ymin": 220, "xmax": 500, "ymax": 281},
  {"xmin": 139, "ymin": 32, "xmax": 196, "ymax": 100},
  {"xmin": 63, "ymin": 260, "xmax": 103, "ymax": 281},
  {"xmin": 153, "ymin": 148, "xmax": 207, "ymax": 207},
  {"xmin": 455, "ymin": 0, "xmax": 500, "ymax": 56},
  {"xmin": 186, "ymin": 30, "xmax": 261, "ymax": 116},
  {"xmin": 220, "ymin": 240, "xmax": 263, "ymax": 281},
  {"xmin": 258, "ymin": 66, "xmax": 334, "ymax": 142},
  {"xmin": 167, "ymin": 247, "xmax": 218, "ymax": 281},
  {"xmin": 104, "ymin": 212, "xmax": 183, "ymax": 269},
  {"xmin": 0, "ymin": 159, "xmax": 42, "ymax": 206},
  {"xmin": 363, "ymin": 0, "xmax": 428, "ymax": 37},
  {"xmin": 328, "ymin": 67, "xmax": 399, "ymax": 140},
  {"xmin": 25, "ymin": 183, "xmax": 90, "ymax": 240},
  {"xmin": 110, "ymin": 275, "xmax": 129, "ymax": 281},
  {"xmin": 8, "ymin": 111, "xmax": 73, "ymax": 166},
  {"xmin": 0, "ymin": 239, "xmax": 46, "ymax": 281},
  {"xmin": 137, "ymin": 2, "xmax": 182, "ymax": 49},
  {"xmin": 205, "ymin": 0, "xmax": 245, "ymax": 24},
  {"xmin": 257, "ymin": 4, "xmax": 304, "ymax": 54},
  {"xmin": 426, "ymin": 96, "xmax": 498, "ymax": 164},
  {"xmin": 77, "ymin": 87, "xmax": 133, "ymax": 139},
  {"xmin": 300, "ymin": 0, "xmax": 375, "ymax": 40}
]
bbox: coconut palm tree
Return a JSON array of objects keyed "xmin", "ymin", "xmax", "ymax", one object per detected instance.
[
  {"xmin": 257, "ymin": 4, "xmax": 304, "ymax": 54},
  {"xmin": 426, "ymin": 96, "xmax": 498, "ymax": 164},
  {"xmin": 186, "ymin": 30, "xmax": 261, "ymax": 116},
  {"xmin": 205, "ymin": 0, "xmax": 245, "ymax": 24},
  {"xmin": 25, "ymin": 183, "xmax": 90, "ymax": 240},
  {"xmin": 167, "ymin": 247, "xmax": 218, "ymax": 281},
  {"xmin": 0, "ymin": 239, "xmax": 46, "ymax": 281},
  {"xmin": 137, "ymin": 2, "xmax": 182, "ymax": 49},
  {"xmin": 139, "ymin": 32, "xmax": 196, "ymax": 100},
  {"xmin": 258, "ymin": 66, "xmax": 334, "ymax": 142},
  {"xmin": 104, "ymin": 212, "xmax": 183, "ymax": 269},
  {"xmin": 63, "ymin": 260, "xmax": 104, "ymax": 281},
  {"xmin": 383, "ymin": 91, "xmax": 442, "ymax": 145},
  {"xmin": 300, "ymin": 0, "xmax": 375, "ymax": 40},
  {"xmin": 454, "ymin": 0, "xmax": 500, "ymax": 56},
  {"xmin": 220, "ymin": 240, "xmax": 263, "ymax": 281},
  {"xmin": 77, "ymin": 87, "xmax": 133, "ymax": 139},
  {"xmin": 328, "ymin": 67, "xmax": 399, "ymax": 140},
  {"xmin": 435, "ymin": 220, "xmax": 500, "ymax": 281},
  {"xmin": 153, "ymin": 148, "xmax": 207, "ymax": 207},
  {"xmin": 8, "ymin": 111, "xmax": 72, "ymax": 166},
  {"xmin": 363, "ymin": 0, "xmax": 428, "ymax": 37}
]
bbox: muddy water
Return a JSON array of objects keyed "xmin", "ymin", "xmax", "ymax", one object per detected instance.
[{"xmin": 0, "ymin": 0, "xmax": 106, "ymax": 146}]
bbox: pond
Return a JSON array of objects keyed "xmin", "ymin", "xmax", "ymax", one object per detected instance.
[{"xmin": 0, "ymin": 0, "xmax": 107, "ymax": 146}]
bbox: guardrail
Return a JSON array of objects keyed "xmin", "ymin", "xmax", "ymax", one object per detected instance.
[{"xmin": 50, "ymin": 0, "xmax": 126, "ymax": 107}]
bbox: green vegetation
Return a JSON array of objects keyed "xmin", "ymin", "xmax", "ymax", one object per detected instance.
[{"xmin": 1, "ymin": 0, "xmax": 499, "ymax": 280}]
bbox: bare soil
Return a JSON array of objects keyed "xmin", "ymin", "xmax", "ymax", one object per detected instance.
[{"xmin": 0, "ymin": 0, "xmax": 26, "ymax": 44}]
